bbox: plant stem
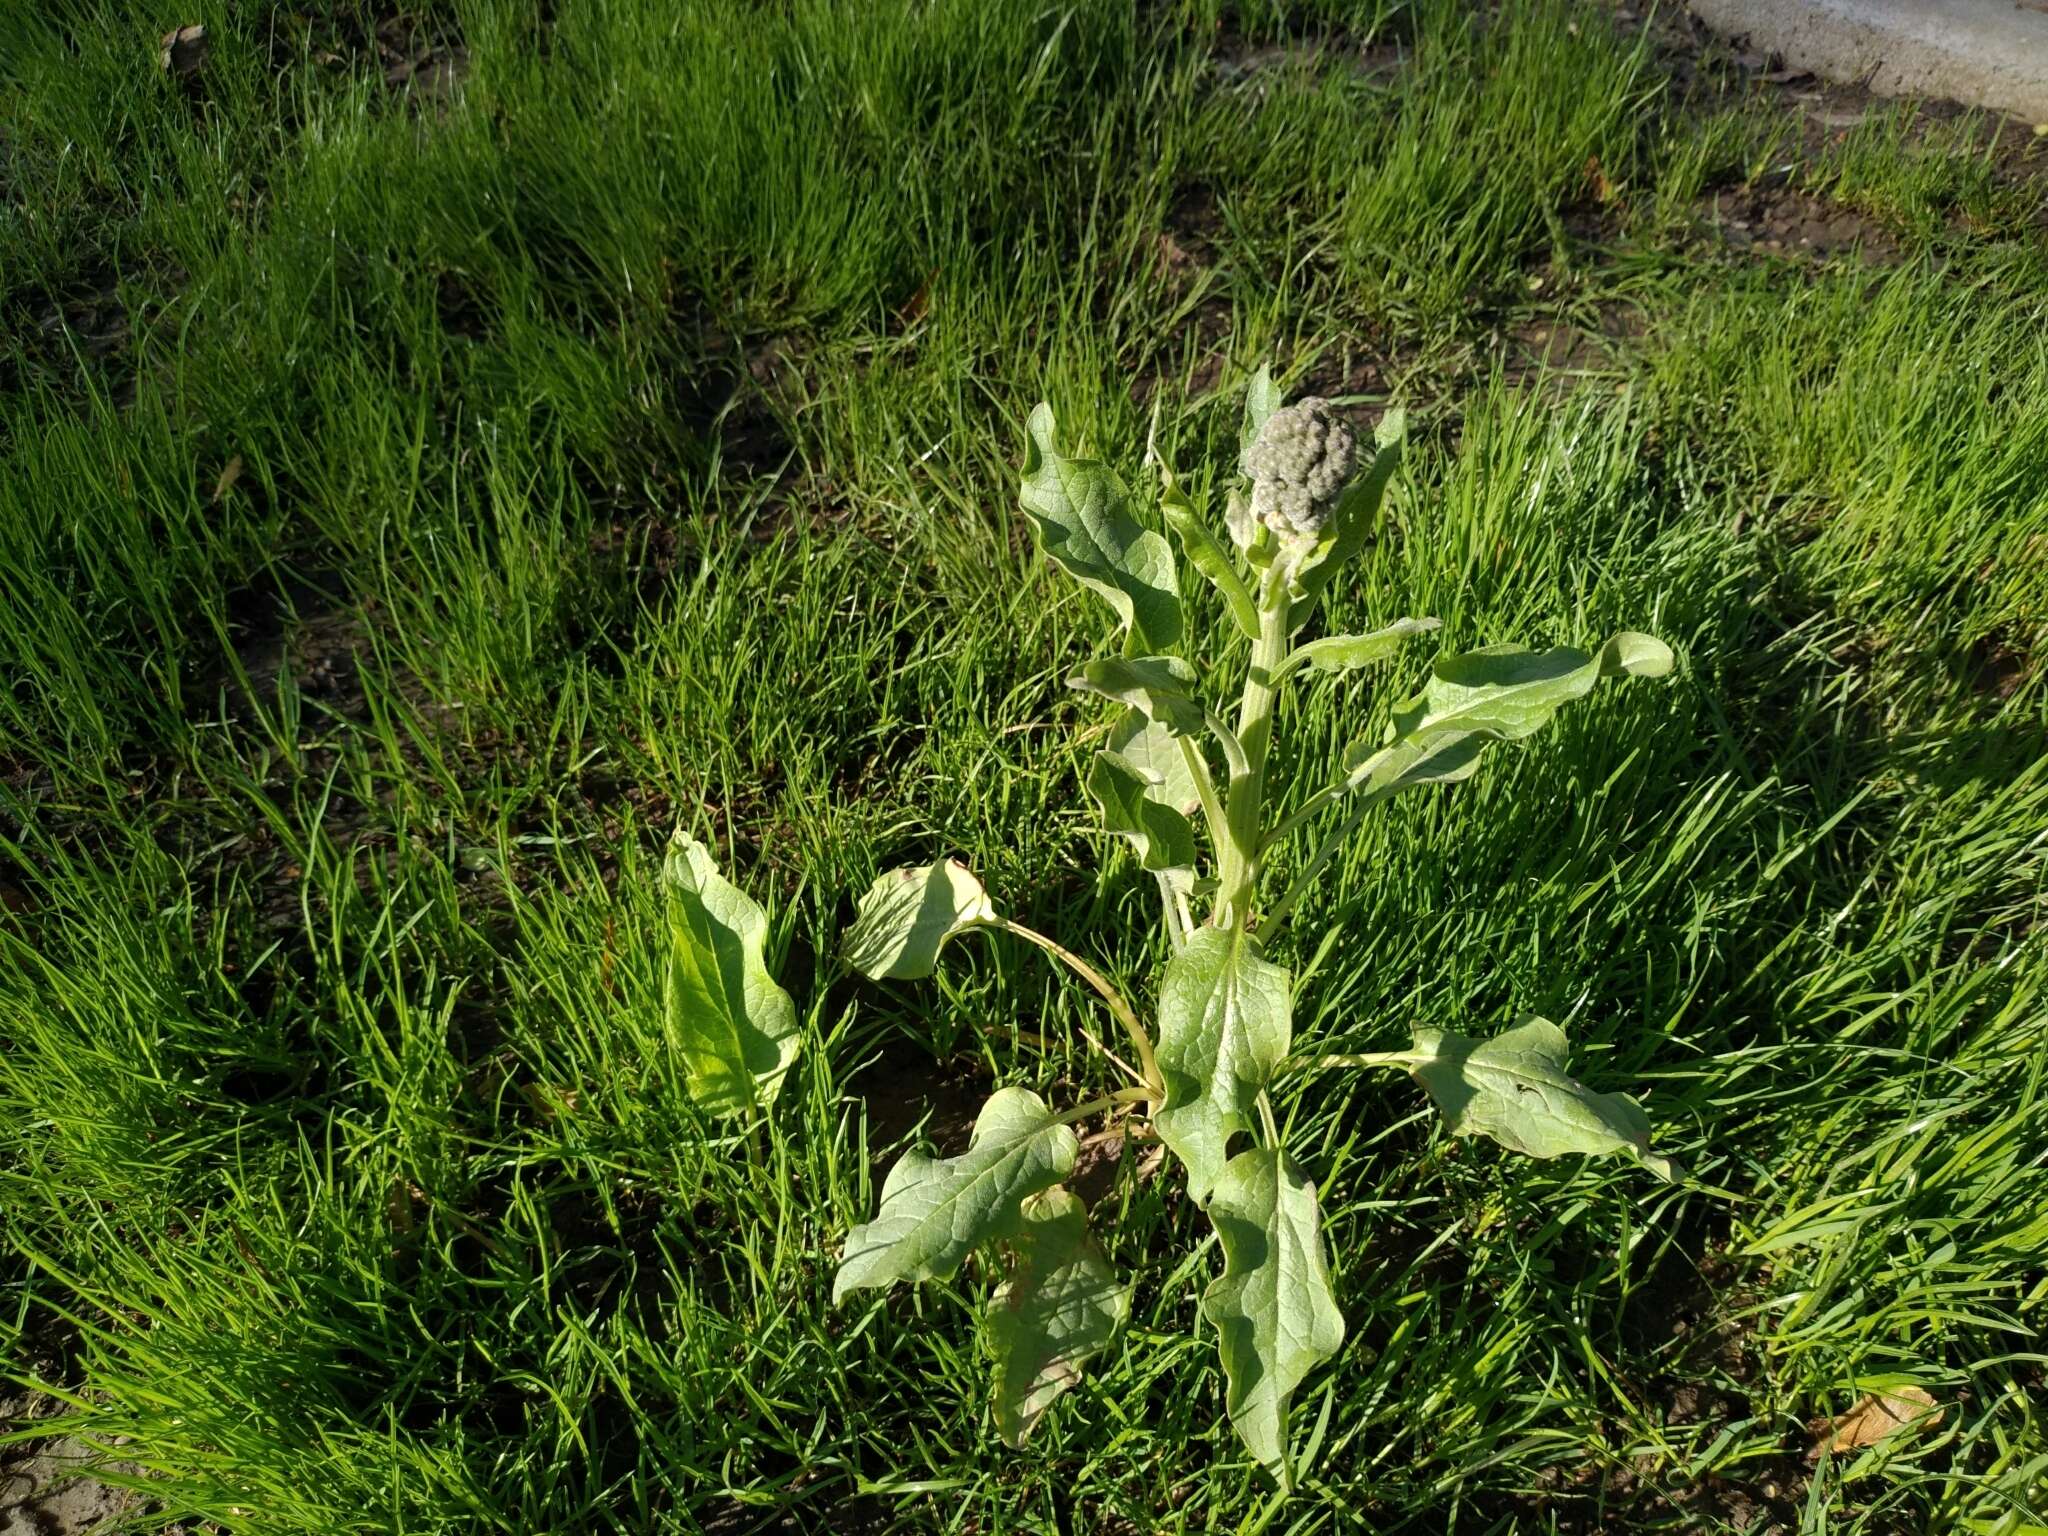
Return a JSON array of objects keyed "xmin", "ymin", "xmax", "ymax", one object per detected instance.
[
  {"xmin": 1179, "ymin": 734, "xmax": 1230, "ymax": 869},
  {"xmin": 995, "ymin": 918, "xmax": 1162, "ymax": 1097},
  {"xmin": 1216, "ymin": 569, "xmax": 1291, "ymax": 925}
]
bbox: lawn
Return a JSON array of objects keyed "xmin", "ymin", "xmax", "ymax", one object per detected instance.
[{"xmin": 2, "ymin": 0, "xmax": 2044, "ymax": 1531}]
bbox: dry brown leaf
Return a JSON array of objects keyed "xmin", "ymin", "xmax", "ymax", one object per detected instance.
[
  {"xmin": 1811, "ymin": 1385, "xmax": 1942, "ymax": 1459},
  {"xmin": 159, "ymin": 24, "xmax": 207, "ymax": 76}
]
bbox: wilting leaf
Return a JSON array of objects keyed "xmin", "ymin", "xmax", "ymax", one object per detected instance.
[
  {"xmin": 841, "ymin": 859, "xmax": 997, "ymax": 980},
  {"xmin": 1281, "ymin": 617, "xmax": 1440, "ymax": 679},
  {"xmin": 1812, "ymin": 1384, "xmax": 1943, "ymax": 1459},
  {"xmin": 1408, "ymin": 1016, "xmax": 1679, "ymax": 1180},
  {"xmin": 1160, "ymin": 466, "xmax": 1258, "ymax": 639},
  {"xmin": 989, "ymin": 1188, "xmax": 1129, "ymax": 1447},
  {"xmin": 1087, "ymin": 752, "xmax": 1198, "ymax": 885},
  {"xmin": 1201, "ymin": 1147, "xmax": 1345, "ymax": 1476},
  {"xmin": 835, "ymin": 1088, "xmax": 1078, "ymax": 1302},
  {"xmin": 1020, "ymin": 403, "xmax": 1181, "ymax": 653},
  {"xmin": 1291, "ymin": 409, "xmax": 1406, "ymax": 609},
  {"xmin": 1337, "ymin": 630, "xmax": 1674, "ymax": 805},
  {"xmin": 1154, "ymin": 929, "xmax": 1291, "ymax": 1205},
  {"xmin": 662, "ymin": 831, "xmax": 801, "ymax": 1116},
  {"xmin": 1068, "ymin": 655, "xmax": 1207, "ymax": 738}
]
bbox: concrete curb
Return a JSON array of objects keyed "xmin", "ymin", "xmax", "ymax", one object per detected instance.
[{"xmin": 1689, "ymin": 0, "xmax": 2048, "ymax": 124}]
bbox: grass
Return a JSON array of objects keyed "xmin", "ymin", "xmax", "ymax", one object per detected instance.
[{"xmin": 2, "ymin": 0, "xmax": 2044, "ymax": 1530}]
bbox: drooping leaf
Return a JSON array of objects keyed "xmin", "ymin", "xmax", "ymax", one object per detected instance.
[
  {"xmin": 841, "ymin": 859, "xmax": 997, "ymax": 981},
  {"xmin": 661, "ymin": 831, "xmax": 801, "ymax": 1117},
  {"xmin": 1106, "ymin": 708, "xmax": 1201, "ymax": 821},
  {"xmin": 1337, "ymin": 630, "xmax": 1675, "ymax": 803},
  {"xmin": 1289, "ymin": 408, "xmax": 1406, "ymax": 613},
  {"xmin": 1154, "ymin": 929, "xmax": 1291, "ymax": 1205},
  {"xmin": 1201, "ymin": 1147, "xmax": 1346, "ymax": 1476},
  {"xmin": 1280, "ymin": 616, "xmax": 1440, "ymax": 680},
  {"xmin": 835, "ymin": 1088, "xmax": 1078, "ymax": 1302},
  {"xmin": 1160, "ymin": 465, "xmax": 1259, "ymax": 639},
  {"xmin": 988, "ymin": 1188, "xmax": 1129, "ymax": 1447},
  {"xmin": 1068, "ymin": 655, "xmax": 1207, "ymax": 738},
  {"xmin": 1407, "ymin": 1016, "xmax": 1679, "ymax": 1180},
  {"xmin": 1087, "ymin": 752, "xmax": 1198, "ymax": 885},
  {"xmin": 1237, "ymin": 364, "xmax": 1284, "ymax": 476},
  {"xmin": 1020, "ymin": 403, "xmax": 1181, "ymax": 652}
]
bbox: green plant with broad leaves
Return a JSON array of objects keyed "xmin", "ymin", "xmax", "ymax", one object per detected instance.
[{"xmin": 665, "ymin": 370, "xmax": 1680, "ymax": 1483}]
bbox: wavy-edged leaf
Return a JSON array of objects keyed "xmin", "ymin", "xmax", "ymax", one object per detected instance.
[
  {"xmin": 1339, "ymin": 630, "xmax": 1674, "ymax": 801},
  {"xmin": 1087, "ymin": 752, "xmax": 1198, "ymax": 886},
  {"xmin": 1068, "ymin": 655, "xmax": 1206, "ymax": 738},
  {"xmin": 1160, "ymin": 465, "xmax": 1258, "ymax": 639},
  {"xmin": 1408, "ymin": 1016, "xmax": 1679, "ymax": 1180},
  {"xmin": 841, "ymin": 859, "xmax": 997, "ymax": 980},
  {"xmin": 989, "ymin": 1188, "xmax": 1129, "ymax": 1447},
  {"xmin": 1201, "ymin": 1147, "xmax": 1345, "ymax": 1476},
  {"xmin": 834, "ymin": 1088, "xmax": 1078, "ymax": 1302},
  {"xmin": 1290, "ymin": 409, "xmax": 1406, "ymax": 611},
  {"xmin": 662, "ymin": 831, "xmax": 800, "ymax": 1116},
  {"xmin": 1280, "ymin": 616, "xmax": 1440, "ymax": 681},
  {"xmin": 1154, "ymin": 929, "xmax": 1290, "ymax": 1205},
  {"xmin": 1020, "ymin": 403, "xmax": 1181, "ymax": 652}
]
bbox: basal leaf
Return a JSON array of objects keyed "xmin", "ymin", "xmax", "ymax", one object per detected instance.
[
  {"xmin": 1068, "ymin": 655, "xmax": 1207, "ymax": 738},
  {"xmin": 835, "ymin": 1087, "xmax": 1079, "ymax": 1302},
  {"xmin": 1020, "ymin": 403, "xmax": 1181, "ymax": 653},
  {"xmin": 1338, "ymin": 630, "xmax": 1674, "ymax": 803},
  {"xmin": 989, "ymin": 1187, "xmax": 1129, "ymax": 1447},
  {"xmin": 662, "ymin": 831, "xmax": 801, "ymax": 1117},
  {"xmin": 1281, "ymin": 617, "xmax": 1440, "ymax": 680},
  {"xmin": 841, "ymin": 859, "xmax": 997, "ymax": 981},
  {"xmin": 1087, "ymin": 752, "xmax": 1198, "ymax": 885},
  {"xmin": 1201, "ymin": 1147, "xmax": 1345, "ymax": 1476},
  {"xmin": 1408, "ymin": 1016, "xmax": 1679, "ymax": 1180},
  {"xmin": 1154, "ymin": 929, "xmax": 1291, "ymax": 1205}
]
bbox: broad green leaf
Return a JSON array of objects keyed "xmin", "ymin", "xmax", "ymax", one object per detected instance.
[
  {"xmin": 1087, "ymin": 752, "xmax": 1198, "ymax": 884},
  {"xmin": 1408, "ymin": 1016, "xmax": 1679, "ymax": 1180},
  {"xmin": 1290, "ymin": 409, "xmax": 1405, "ymax": 611},
  {"xmin": 841, "ymin": 859, "xmax": 997, "ymax": 980},
  {"xmin": 1339, "ymin": 630, "xmax": 1674, "ymax": 801},
  {"xmin": 1160, "ymin": 465, "xmax": 1258, "ymax": 639},
  {"xmin": 1201, "ymin": 1147, "xmax": 1345, "ymax": 1476},
  {"xmin": 1106, "ymin": 708, "xmax": 1201, "ymax": 821},
  {"xmin": 835, "ymin": 1087, "xmax": 1079, "ymax": 1302},
  {"xmin": 662, "ymin": 831, "xmax": 802, "ymax": 1116},
  {"xmin": 1237, "ymin": 364, "xmax": 1284, "ymax": 476},
  {"xmin": 1154, "ymin": 929, "xmax": 1291, "ymax": 1205},
  {"xmin": 1068, "ymin": 655, "xmax": 1206, "ymax": 738},
  {"xmin": 1020, "ymin": 403, "xmax": 1181, "ymax": 653},
  {"xmin": 1280, "ymin": 616, "xmax": 1440, "ymax": 680},
  {"xmin": 989, "ymin": 1188, "xmax": 1129, "ymax": 1447}
]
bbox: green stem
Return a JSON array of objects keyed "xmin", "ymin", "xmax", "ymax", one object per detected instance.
[
  {"xmin": 995, "ymin": 918, "xmax": 1162, "ymax": 1097},
  {"xmin": 1178, "ymin": 734, "xmax": 1230, "ymax": 869},
  {"xmin": 1216, "ymin": 570, "xmax": 1292, "ymax": 926}
]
